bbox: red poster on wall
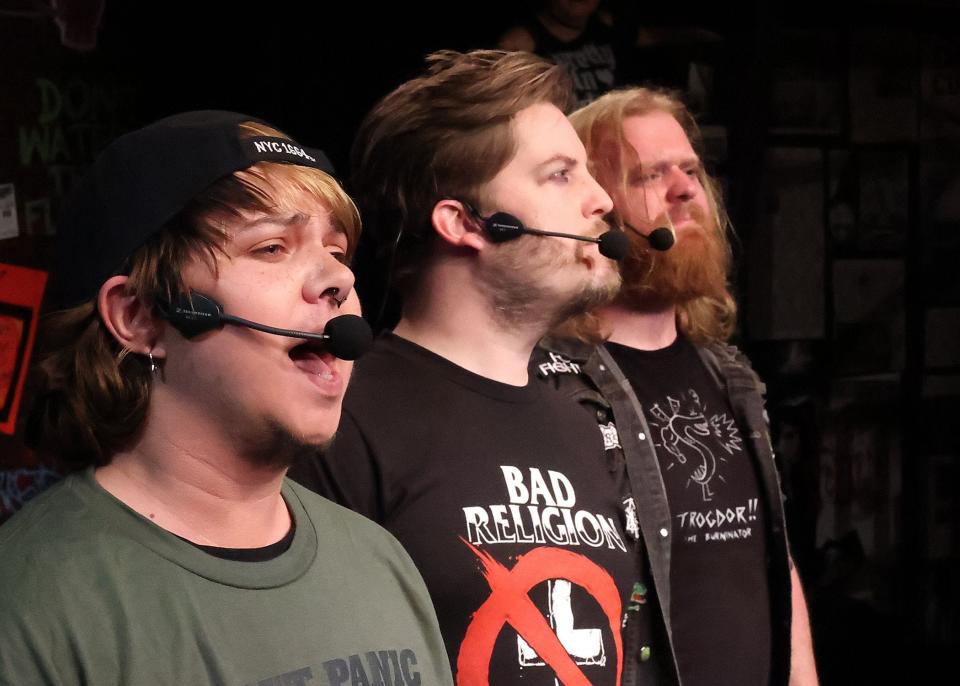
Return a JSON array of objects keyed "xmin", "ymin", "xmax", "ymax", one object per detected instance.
[{"xmin": 0, "ymin": 263, "xmax": 47, "ymax": 435}]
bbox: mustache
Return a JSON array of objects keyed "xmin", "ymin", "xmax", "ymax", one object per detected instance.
[
  {"xmin": 589, "ymin": 216, "xmax": 613, "ymax": 239},
  {"xmin": 571, "ymin": 217, "xmax": 618, "ymax": 260},
  {"xmin": 617, "ymin": 212, "xmax": 670, "ymax": 239},
  {"xmin": 618, "ymin": 203, "xmax": 712, "ymax": 256},
  {"xmin": 616, "ymin": 203, "xmax": 710, "ymax": 237}
]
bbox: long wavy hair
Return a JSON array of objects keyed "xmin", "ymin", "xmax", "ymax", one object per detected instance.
[{"xmin": 566, "ymin": 87, "xmax": 737, "ymax": 345}]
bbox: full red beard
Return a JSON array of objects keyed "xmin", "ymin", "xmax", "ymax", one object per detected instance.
[{"xmin": 617, "ymin": 204, "xmax": 730, "ymax": 311}]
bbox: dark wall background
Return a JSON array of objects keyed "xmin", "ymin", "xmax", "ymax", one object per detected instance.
[{"xmin": 1, "ymin": 1, "xmax": 958, "ymax": 683}]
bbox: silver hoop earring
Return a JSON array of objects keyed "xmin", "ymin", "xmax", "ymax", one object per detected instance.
[{"xmin": 148, "ymin": 351, "xmax": 158, "ymax": 374}]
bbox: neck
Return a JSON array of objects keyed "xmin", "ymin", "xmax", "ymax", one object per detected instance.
[
  {"xmin": 96, "ymin": 401, "xmax": 290, "ymax": 548},
  {"xmin": 394, "ymin": 265, "xmax": 542, "ymax": 386},
  {"xmin": 600, "ymin": 302, "xmax": 679, "ymax": 351}
]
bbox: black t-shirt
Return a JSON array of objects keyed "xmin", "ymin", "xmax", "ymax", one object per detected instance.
[
  {"xmin": 179, "ymin": 524, "xmax": 295, "ymax": 562},
  {"xmin": 607, "ymin": 336, "xmax": 773, "ymax": 686},
  {"xmin": 524, "ymin": 16, "xmax": 620, "ymax": 107},
  {"xmin": 292, "ymin": 334, "xmax": 653, "ymax": 685}
]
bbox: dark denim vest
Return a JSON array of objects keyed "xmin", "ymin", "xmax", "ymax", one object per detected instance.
[{"xmin": 534, "ymin": 337, "xmax": 793, "ymax": 686}]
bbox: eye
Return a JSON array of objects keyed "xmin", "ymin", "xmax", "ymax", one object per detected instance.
[
  {"xmin": 253, "ymin": 242, "xmax": 286, "ymax": 258},
  {"xmin": 329, "ymin": 248, "xmax": 350, "ymax": 265},
  {"xmin": 326, "ymin": 236, "xmax": 350, "ymax": 264},
  {"xmin": 550, "ymin": 168, "xmax": 572, "ymax": 183}
]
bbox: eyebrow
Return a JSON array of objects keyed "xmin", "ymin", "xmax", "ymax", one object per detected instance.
[
  {"xmin": 235, "ymin": 212, "xmax": 308, "ymax": 232},
  {"xmin": 635, "ymin": 155, "xmax": 703, "ymax": 171},
  {"xmin": 235, "ymin": 212, "xmax": 347, "ymax": 237},
  {"xmin": 535, "ymin": 154, "xmax": 579, "ymax": 171}
]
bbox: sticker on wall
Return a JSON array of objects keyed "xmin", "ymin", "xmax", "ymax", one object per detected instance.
[
  {"xmin": 0, "ymin": 263, "xmax": 48, "ymax": 435},
  {"xmin": 0, "ymin": 184, "xmax": 18, "ymax": 240}
]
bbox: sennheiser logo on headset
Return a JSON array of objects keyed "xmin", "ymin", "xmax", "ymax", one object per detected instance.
[
  {"xmin": 249, "ymin": 137, "xmax": 317, "ymax": 163},
  {"xmin": 174, "ymin": 307, "xmax": 214, "ymax": 319}
]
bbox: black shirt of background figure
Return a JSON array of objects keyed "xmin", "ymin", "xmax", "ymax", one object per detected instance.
[{"xmin": 523, "ymin": 15, "xmax": 621, "ymax": 107}]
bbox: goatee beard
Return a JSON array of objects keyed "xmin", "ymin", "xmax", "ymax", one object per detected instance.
[
  {"xmin": 617, "ymin": 206, "xmax": 730, "ymax": 312},
  {"xmin": 482, "ymin": 223, "xmax": 622, "ymax": 331},
  {"xmin": 243, "ymin": 419, "xmax": 333, "ymax": 472}
]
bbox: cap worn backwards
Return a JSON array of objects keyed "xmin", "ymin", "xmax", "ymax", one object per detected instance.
[{"xmin": 54, "ymin": 110, "xmax": 336, "ymax": 307}]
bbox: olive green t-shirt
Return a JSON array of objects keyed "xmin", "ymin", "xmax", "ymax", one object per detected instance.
[{"xmin": 0, "ymin": 468, "xmax": 453, "ymax": 686}]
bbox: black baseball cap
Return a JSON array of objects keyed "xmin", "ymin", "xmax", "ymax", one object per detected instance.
[{"xmin": 54, "ymin": 110, "xmax": 336, "ymax": 307}]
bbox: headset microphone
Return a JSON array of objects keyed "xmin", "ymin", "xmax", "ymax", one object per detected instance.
[
  {"xmin": 157, "ymin": 292, "xmax": 373, "ymax": 361},
  {"xmin": 477, "ymin": 210, "xmax": 630, "ymax": 261},
  {"xmin": 374, "ymin": 200, "xmax": 634, "ymax": 328},
  {"xmin": 622, "ymin": 222, "xmax": 675, "ymax": 251}
]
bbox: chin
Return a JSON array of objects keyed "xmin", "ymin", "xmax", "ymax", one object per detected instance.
[
  {"xmin": 243, "ymin": 413, "xmax": 340, "ymax": 470},
  {"xmin": 293, "ymin": 414, "xmax": 341, "ymax": 449},
  {"xmin": 590, "ymin": 267, "xmax": 623, "ymax": 302}
]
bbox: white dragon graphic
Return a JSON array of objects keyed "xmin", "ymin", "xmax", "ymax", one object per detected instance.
[{"xmin": 648, "ymin": 390, "xmax": 742, "ymax": 502}]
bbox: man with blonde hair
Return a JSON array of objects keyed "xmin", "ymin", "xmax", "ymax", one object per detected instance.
[
  {"xmin": 292, "ymin": 51, "xmax": 660, "ymax": 685},
  {"xmin": 0, "ymin": 111, "xmax": 452, "ymax": 685},
  {"xmin": 534, "ymin": 87, "xmax": 819, "ymax": 686}
]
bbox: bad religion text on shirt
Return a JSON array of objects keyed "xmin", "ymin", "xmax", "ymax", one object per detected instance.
[{"xmin": 461, "ymin": 466, "xmax": 626, "ymax": 551}]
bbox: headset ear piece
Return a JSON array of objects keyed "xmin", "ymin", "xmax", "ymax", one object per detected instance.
[
  {"xmin": 155, "ymin": 291, "xmax": 225, "ymax": 338},
  {"xmin": 458, "ymin": 200, "xmax": 525, "ymax": 243},
  {"xmin": 482, "ymin": 212, "xmax": 526, "ymax": 243}
]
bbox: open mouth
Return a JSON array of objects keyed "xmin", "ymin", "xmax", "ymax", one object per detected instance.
[{"xmin": 288, "ymin": 340, "xmax": 336, "ymax": 381}]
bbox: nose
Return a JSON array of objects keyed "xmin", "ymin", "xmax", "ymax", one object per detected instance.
[
  {"xmin": 665, "ymin": 165, "xmax": 697, "ymax": 204},
  {"xmin": 303, "ymin": 251, "xmax": 356, "ymax": 309},
  {"xmin": 583, "ymin": 171, "xmax": 613, "ymax": 219}
]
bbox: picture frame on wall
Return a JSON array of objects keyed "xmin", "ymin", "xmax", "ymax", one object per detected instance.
[
  {"xmin": 850, "ymin": 29, "xmax": 919, "ymax": 143},
  {"xmin": 832, "ymin": 259, "xmax": 905, "ymax": 375},
  {"xmin": 768, "ymin": 29, "xmax": 844, "ymax": 135}
]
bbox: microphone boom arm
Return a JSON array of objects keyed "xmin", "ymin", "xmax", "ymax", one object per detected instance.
[
  {"xmin": 520, "ymin": 227, "xmax": 601, "ymax": 245},
  {"xmin": 219, "ymin": 313, "xmax": 330, "ymax": 342}
]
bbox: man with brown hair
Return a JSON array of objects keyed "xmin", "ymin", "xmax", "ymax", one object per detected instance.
[
  {"xmin": 0, "ymin": 111, "xmax": 452, "ymax": 686},
  {"xmin": 534, "ymin": 87, "xmax": 818, "ymax": 686},
  {"xmin": 291, "ymin": 51, "xmax": 657, "ymax": 685}
]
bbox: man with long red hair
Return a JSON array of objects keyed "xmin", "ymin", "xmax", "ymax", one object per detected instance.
[{"xmin": 535, "ymin": 87, "xmax": 819, "ymax": 686}]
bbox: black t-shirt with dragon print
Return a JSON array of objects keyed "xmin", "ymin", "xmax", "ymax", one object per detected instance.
[{"xmin": 607, "ymin": 335, "xmax": 772, "ymax": 686}]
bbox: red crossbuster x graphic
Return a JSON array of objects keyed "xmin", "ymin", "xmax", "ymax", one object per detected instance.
[{"xmin": 456, "ymin": 541, "xmax": 623, "ymax": 686}]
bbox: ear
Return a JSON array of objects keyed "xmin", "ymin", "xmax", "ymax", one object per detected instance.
[
  {"xmin": 97, "ymin": 275, "xmax": 167, "ymax": 359},
  {"xmin": 430, "ymin": 199, "xmax": 486, "ymax": 252}
]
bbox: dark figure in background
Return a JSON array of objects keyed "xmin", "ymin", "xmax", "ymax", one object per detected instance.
[
  {"xmin": 499, "ymin": 0, "xmax": 625, "ymax": 107},
  {"xmin": 292, "ymin": 50, "xmax": 664, "ymax": 685},
  {"xmin": 533, "ymin": 87, "xmax": 819, "ymax": 686},
  {"xmin": 0, "ymin": 112, "xmax": 452, "ymax": 686}
]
